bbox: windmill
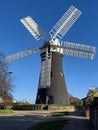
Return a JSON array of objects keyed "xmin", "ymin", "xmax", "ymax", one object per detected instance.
[{"xmin": 5, "ymin": 6, "xmax": 96, "ymax": 104}]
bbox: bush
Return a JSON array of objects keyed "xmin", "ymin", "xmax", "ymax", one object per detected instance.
[
  {"xmin": 12, "ymin": 103, "xmax": 43, "ymax": 110},
  {"xmin": 0, "ymin": 103, "xmax": 4, "ymax": 109}
]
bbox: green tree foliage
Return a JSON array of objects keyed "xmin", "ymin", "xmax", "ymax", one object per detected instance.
[
  {"xmin": 85, "ymin": 87, "xmax": 98, "ymax": 105},
  {"xmin": 69, "ymin": 94, "xmax": 83, "ymax": 107}
]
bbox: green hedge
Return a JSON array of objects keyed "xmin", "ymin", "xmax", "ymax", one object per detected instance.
[{"xmin": 12, "ymin": 104, "xmax": 43, "ymax": 110}]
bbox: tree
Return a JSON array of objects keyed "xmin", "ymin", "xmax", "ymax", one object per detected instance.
[
  {"xmin": 0, "ymin": 53, "xmax": 13, "ymax": 108},
  {"xmin": 85, "ymin": 87, "xmax": 98, "ymax": 105},
  {"xmin": 72, "ymin": 98, "xmax": 83, "ymax": 107},
  {"xmin": 69, "ymin": 94, "xmax": 83, "ymax": 107}
]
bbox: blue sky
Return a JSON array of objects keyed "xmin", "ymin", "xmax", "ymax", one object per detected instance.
[{"xmin": 0, "ymin": 0, "xmax": 98, "ymax": 103}]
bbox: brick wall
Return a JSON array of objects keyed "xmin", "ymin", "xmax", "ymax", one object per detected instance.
[{"xmin": 90, "ymin": 97, "xmax": 98, "ymax": 130}]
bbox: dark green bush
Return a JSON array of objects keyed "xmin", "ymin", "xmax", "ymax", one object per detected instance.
[
  {"xmin": 0, "ymin": 103, "xmax": 4, "ymax": 109},
  {"xmin": 12, "ymin": 103, "xmax": 43, "ymax": 110}
]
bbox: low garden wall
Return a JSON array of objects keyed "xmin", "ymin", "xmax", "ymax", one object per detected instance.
[
  {"xmin": 12, "ymin": 103, "xmax": 76, "ymax": 112},
  {"xmin": 48, "ymin": 105, "xmax": 75, "ymax": 111}
]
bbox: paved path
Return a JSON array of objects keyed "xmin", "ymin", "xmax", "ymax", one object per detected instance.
[
  {"xmin": 0, "ymin": 110, "xmax": 94, "ymax": 130},
  {"xmin": 0, "ymin": 111, "xmax": 47, "ymax": 130},
  {"xmin": 0, "ymin": 110, "xmax": 62, "ymax": 130},
  {"xmin": 62, "ymin": 111, "xmax": 93, "ymax": 130}
]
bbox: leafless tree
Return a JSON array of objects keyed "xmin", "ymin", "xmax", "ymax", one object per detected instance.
[{"xmin": 0, "ymin": 53, "xmax": 13, "ymax": 108}]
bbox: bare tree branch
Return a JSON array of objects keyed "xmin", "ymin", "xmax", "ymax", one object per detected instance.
[{"xmin": 0, "ymin": 52, "xmax": 14, "ymax": 108}]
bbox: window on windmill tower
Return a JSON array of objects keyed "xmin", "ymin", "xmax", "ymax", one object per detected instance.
[
  {"xmin": 51, "ymin": 72, "xmax": 52, "ymax": 77},
  {"xmin": 38, "ymin": 95, "xmax": 40, "ymax": 100},
  {"xmin": 60, "ymin": 72, "xmax": 64, "ymax": 77}
]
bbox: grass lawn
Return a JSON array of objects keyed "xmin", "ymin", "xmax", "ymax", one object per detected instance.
[
  {"xmin": 28, "ymin": 120, "xmax": 66, "ymax": 130},
  {"xmin": 0, "ymin": 109, "xmax": 14, "ymax": 114},
  {"xmin": 52, "ymin": 111, "xmax": 68, "ymax": 116}
]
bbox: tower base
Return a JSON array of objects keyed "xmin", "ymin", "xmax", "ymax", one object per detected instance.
[{"xmin": 36, "ymin": 52, "xmax": 69, "ymax": 105}]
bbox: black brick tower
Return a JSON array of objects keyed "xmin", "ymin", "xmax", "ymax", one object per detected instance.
[{"xmin": 36, "ymin": 42, "xmax": 69, "ymax": 104}]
